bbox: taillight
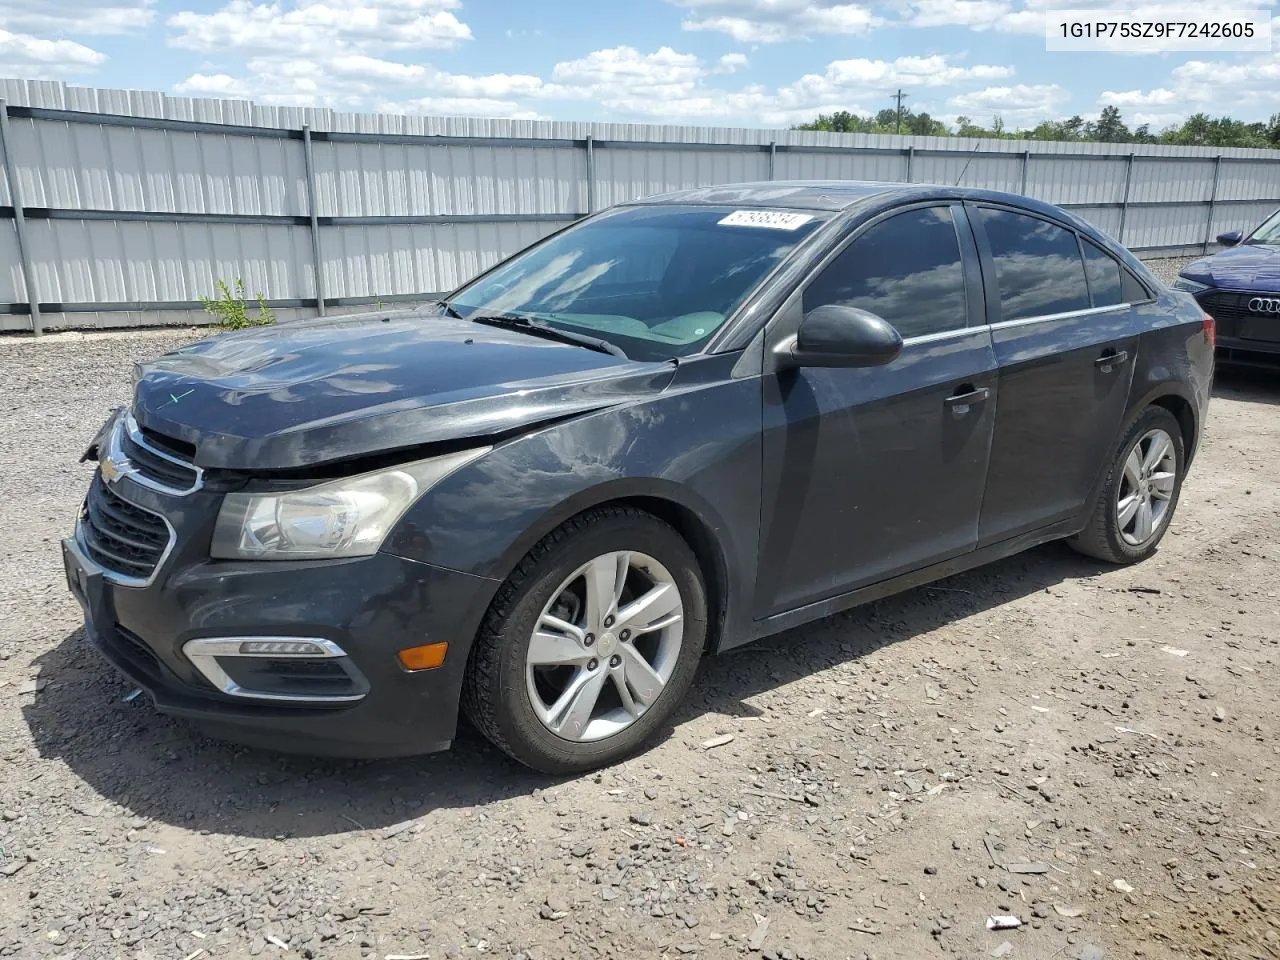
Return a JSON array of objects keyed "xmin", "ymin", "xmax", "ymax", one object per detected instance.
[{"xmin": 1202, "ymin": 312, "xmax": 1216, "ymax": 347}]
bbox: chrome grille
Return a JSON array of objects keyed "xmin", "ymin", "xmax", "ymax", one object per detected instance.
[
  {"xmin": 103, "ymin": 415, "xmax": 202, "ymax": 496},
  {"xmin": 79, "ymin": 476, "xmax": 172, "ymax": 584}
]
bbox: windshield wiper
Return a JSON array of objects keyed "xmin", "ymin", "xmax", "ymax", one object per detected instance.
[
  {"xmin": 429, "ymin": 298, "xmax": 462, "ymax": 319},
  {"xmin": 467, "ymin": 313, "xmax": 628, "ymax": 359}
]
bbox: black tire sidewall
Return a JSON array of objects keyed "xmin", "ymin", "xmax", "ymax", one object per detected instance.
[
  {"xmin": 1100, "ymin": 406, "xmax": 1185, "ymax": 562},
  {"xmin": 485, "ymin": 513, "xmax": 707, "ymax": 773}
]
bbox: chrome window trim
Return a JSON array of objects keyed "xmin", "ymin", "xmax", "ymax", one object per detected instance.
[
  {"xmin": 896, "ymin": 302, "xmax": 1134, "ymax": 347},
  {"xmin": 899, "ymin": 325, "xmax": 989, "ymax": 347},
  {"xmin": 74, "ymin": 489, "xmax": 177, "ymax": 589},
  {"xmin": 984, "ymin": 302, "xmax": 1133, "ymax": 333},
  {"xmin": 182, "ymin": 636, "xmax": 368, "ymax": 704},
  {"xmin": 101, "ymin": 413, "xmax": 204, "ymax": 497}
]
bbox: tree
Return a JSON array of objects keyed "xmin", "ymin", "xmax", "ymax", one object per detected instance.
[
  {"xmin": 791, "ymin": 104, "xmax": 1280, "ymax": 149},
  {"xmin": 1088, "ymin": 105, "xmax": 1130, "ymax": 143}
]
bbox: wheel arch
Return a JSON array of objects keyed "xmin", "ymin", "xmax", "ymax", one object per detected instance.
[
  {"xmin": 1128, "ymin": 383, "xmax": 1200, "ymax": 467},
  {"xmin": 483, "ymin": 479, "xmax": 736, "ymax": 657}
]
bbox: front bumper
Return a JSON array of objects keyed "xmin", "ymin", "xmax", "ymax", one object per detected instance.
[{"xmin": 62, "ymin": 527, "xmax": 500, "ymax": 758}]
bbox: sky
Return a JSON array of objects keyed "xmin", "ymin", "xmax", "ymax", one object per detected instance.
[{"xmin": 0, "ymin": 0, "xmax": 1278, "ymax": 131}]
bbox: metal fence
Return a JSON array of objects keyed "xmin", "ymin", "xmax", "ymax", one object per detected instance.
[{"xmin": 2, "ymin": 78, "xmax": 1279, "ymax": 334}]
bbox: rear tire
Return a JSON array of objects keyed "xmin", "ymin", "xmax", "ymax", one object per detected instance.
[
  {"xmin": 462, "ymin": 506, "xmax": 707, "ymax": 774},
  {"xmin": 1069, "ymin": 405, "xmax": 1185, "ymax": 564}
]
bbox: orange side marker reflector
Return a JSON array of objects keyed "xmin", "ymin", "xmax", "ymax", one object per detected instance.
[{"xmin": 398, "ymin": 642, "xmax": 449, "ymax": 671}]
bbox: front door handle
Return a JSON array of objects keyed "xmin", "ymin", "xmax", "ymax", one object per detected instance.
[
  {"xmin": 1095, "ymin": 349, "xmax": 1129, "ymax": 372},
  {"xmin": 943, "ymin": 385, "xmax": 990, "ymax": 414}
]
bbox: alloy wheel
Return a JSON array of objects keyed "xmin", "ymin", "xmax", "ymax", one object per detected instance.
[
  {"xmin": 525, "ymin": 551, "xmax": 684, "ymax": 742},
  {"xmin": 1116, "ymin": 427, "xmax": 1177, "ymax": 547}
]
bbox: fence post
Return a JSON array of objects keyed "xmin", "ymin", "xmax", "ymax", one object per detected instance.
[
  {"xmin": 1203, "ymin": 155, "xmax": 1223, "ymax": 254},
  {"xmin": 1021, "ymin": 149, "xmax": 1030, "ymax": 196},
  {"xmin": 301, "ymin": 123, "xmax": 326, "ymax": 316},
  {"xmin": 768, "ymin": 140, "xmax": 776, "ymax": 180},
  {"xmin": 905, "ymin": 145, "xmax": 914, "ymax": 183},
  {"xmin": 585, "ymin": 135, "xmax": 596, "ymax": 214},
  {"xmin": 0, "ymin": 99, "xmax": 41, "ymax": 336},
  {"xmin": 1117, "ymin": 152, "xmax": 1135, "ymax": 245}
]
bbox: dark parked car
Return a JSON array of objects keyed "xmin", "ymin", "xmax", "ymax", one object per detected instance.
[
  {"xmin": 63, "ymin": 181, "xmax": 1214, "ymax": 773},
  {"xmin": 1176, "ymin": 207, "xmax": 1280, "ymax": 366}
]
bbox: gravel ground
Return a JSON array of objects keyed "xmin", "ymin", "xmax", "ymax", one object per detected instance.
[{"xmin": 2, "ymin": 297, "xmax": 1278, "ymax": 960}]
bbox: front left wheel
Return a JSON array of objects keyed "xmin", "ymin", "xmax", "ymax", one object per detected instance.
[{"xmin": 463, "ymin": 506, "xmax": 707, "ymax": 774}]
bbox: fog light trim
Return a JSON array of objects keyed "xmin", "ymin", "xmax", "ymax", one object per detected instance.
[{"xmin": 183, "ymin": 636, "xmax": 367, "ymax": 703}]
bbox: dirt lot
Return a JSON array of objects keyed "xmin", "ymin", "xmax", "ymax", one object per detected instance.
[{"xmin": 1, "ymin": 323, "xmax": 1277, "ymax": 960}]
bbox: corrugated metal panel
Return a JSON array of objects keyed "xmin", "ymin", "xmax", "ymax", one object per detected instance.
[
  {"xmin": 3, "ymin": 77, "xmax": 1280, "ymax": 329},
  {"xmin": 1210, "ymin": 201, "xmax": 1278, "ymax": 238},
  {"xmin": 24, "ymin": 220, "xmax": 313, "ymax": 303},
  {"xmin": 913, "ymin": 153, "xmax": 1020, "ymax": 191},
  {"xmin": 319, "ymin": 220, "xmax": 559, "ymax": 298},
  {"xmin": 0, "ymin": 220, "xmax": 22, "ymax": 300},
  {"xmin": 1216, "ymin": 162, "xmax": 1280, "ymax": 202},
  {"xmin": 9, "ymin": 118, "xmax": 308, "ymax": 215},
  {"xmin": 6, "ymin": 78, "xmax": 1280, "ymax": 160},
  {"xmin": 773, "ymin": 150, "xmax": 905, "ymax": 183},
  {"xmin": 1121, "ymin": 203, "xmax": 1208, "ymax": 250},
  {"xmin": 1026, "ymin": 157, "xmax": 1126, "ymax": 205},
  {"xmin": 592, "ymin": 148, "xmax": 769, "ymax": 209},
  {"xmin": 1129, "ymin": 159, "xmax": 1216, "ymax": 203},
  {"xmin": 1065, "ymin": 205, "xmax": 1123, "ymax": 242},
  {"xmin": 314, "ymin": 141, "xmax": 583, "ymax": 217}
]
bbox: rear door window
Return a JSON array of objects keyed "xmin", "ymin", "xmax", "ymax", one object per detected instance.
[
  {"xmin": 803, "ymin": 205, "xmax": 968, "ymax": 338},
  {"xmin": 1082, "ymin": 239, "xmax": 1124, "ymax": 307},
  {"xmin": 978, "ymin": 208, "xmax": 1090, "ymax": 322}
]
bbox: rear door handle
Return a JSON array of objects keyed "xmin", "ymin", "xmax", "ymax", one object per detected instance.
[
  {"xmin": 1095, "ymin": 349, "xmax": 1129, "ymax": 372},
  {"xmin": 943, "ymin": 386, "xmax": 990, "ymax": 413}
]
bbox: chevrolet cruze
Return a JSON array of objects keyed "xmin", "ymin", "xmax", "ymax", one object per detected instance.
[{"xmin": 63, "ymin": 181, "xmax": 1214, "ymax": 773}]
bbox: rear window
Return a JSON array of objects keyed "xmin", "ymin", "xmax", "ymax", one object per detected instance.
[{"xmin": 979, "ymin": 208, "xmax": 1090, "ymax": 322}]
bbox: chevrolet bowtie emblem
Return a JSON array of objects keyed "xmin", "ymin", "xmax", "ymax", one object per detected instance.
[{"xmin": 100, "ymin": 455, "xmax": 122, "ymax": 483}]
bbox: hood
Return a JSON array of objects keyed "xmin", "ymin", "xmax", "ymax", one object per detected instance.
[
  {"xmin": 1181, "ymin": 244, "xmax": 1280, "ymax": 292},
  {"xmin": 133, "ymin": 308, "xmax": 675, "ymax": 471}
]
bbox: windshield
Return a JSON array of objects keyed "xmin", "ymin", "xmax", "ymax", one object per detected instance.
[
  {"xmin": 448, "ymin": 204, "xmax": 828, "ymax": 361},
  {"xmin": 1247, "ymin": 208, "xmax": 1280, "ymax": 245}
]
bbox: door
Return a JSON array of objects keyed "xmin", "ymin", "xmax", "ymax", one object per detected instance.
[
  {"xmin": 756, "ymin": 204, "xmax": 998, "ymax": 618},
  {"xmin": 971, "ymin": 204, "xmax": 1143, "ymax": 546}
]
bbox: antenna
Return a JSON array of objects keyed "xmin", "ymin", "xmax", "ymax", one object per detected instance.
[{"xmin": 954, "ymin": 140, "xmax": 982, "ymax": 186}]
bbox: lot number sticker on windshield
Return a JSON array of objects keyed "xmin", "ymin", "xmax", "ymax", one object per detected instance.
[{"xmin": 718, "ymin": 210, "xmax": 813, "ymax": 230}]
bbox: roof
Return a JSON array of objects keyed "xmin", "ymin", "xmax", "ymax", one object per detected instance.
[{"xmin": 633, "ymin": 180, "xmax": 907, "ymax": 211}]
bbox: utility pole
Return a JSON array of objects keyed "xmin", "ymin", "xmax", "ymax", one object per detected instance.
[{"xmin": 892, "ymin": 89, "xmax": 908, "ymax": 134}]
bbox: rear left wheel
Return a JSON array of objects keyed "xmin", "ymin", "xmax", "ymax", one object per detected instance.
[
  {"xmin": 1069, "ymin": 405, "xmax": 1185, "ymax": 564},
  {"xmin": 463, "ymin": 506, "xmax": 707, "ymax": 774}
]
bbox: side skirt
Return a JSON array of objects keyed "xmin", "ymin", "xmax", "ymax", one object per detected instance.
[{"xmin": 724, "ymin": 518, "xmax": 1080, "ymax": 650}]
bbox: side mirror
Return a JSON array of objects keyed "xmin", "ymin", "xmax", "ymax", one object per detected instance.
[
  {"xmin": 1216, "ymin": 230, "xmax": 1243, "ymax": 247},
  {"xmin": 783, "ymin": 305, "xmax": 903, "ymax": 369}
]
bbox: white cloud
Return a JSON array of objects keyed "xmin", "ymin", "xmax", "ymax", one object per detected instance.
[
  {"xmin": 0, "ymin": 28, "xmax": 106, "ymax": 77},
  {"xmin": 717, "ymin": 52, "xmax": 749, "ymax": 73},
  {"xmin": 1100, "ymin": 54, "xmax": 1280, "ymax": 119},
  {"xmin": 1101, "ymin": 88, "xmax": 1179, "ymax": 108},
  {"xmin": 167, "ymin": 0, "xmax": 472, "ymax": 56},
  {"xmin": 0, "ymin": 0, "xmax": 156, "ymax": 34},
  {"xmin": 170, "ymin": 38, "xmax": 1018, "ymax": 128},
  {"xmin": 674, "ymin": 0, "xmax": 879, "ymax": 42},
  {"xmin": 948, "ymin": 83, "xmax": 1069, "ymax": 124}
]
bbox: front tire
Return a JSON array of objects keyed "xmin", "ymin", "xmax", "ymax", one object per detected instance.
[
  {"xmin": 463, "ymin": 506, "xmax": 707, "ymax": 774},
  {"xmin": 1069, "ymin": 405, "xmax": 1185, "ymax": 564}
]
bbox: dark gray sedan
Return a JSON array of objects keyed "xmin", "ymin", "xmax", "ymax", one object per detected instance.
[{"xmin": 64, "ymin": 181, "xmax": 1214, "ymax": 773}]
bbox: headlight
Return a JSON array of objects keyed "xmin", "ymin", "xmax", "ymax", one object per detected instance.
[
  {"xmin": 1173, "ymin": 276, "xmax": 1210, "ymax": 294},
  {"xmin": 211, "ymin": 447, "xmax": 489, "ymax": 560}
]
